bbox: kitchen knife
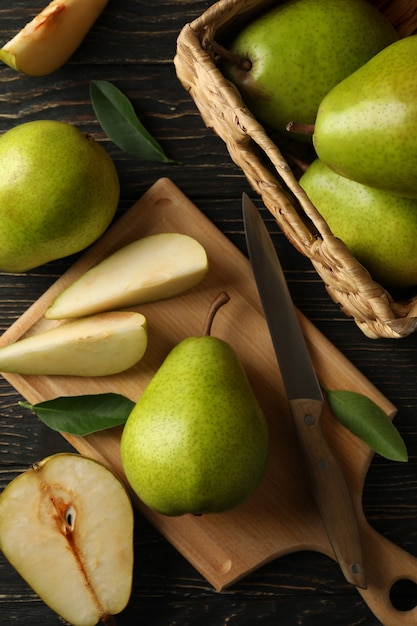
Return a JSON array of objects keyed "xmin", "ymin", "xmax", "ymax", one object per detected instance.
[{"xmin": 242, "ymin": 192, "xmax": 367, "ymax": 590}]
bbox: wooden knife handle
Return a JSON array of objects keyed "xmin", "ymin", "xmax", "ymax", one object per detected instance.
[{"xmin": 289, "ymin": 397, "xmax": 367, "ymax": 589}]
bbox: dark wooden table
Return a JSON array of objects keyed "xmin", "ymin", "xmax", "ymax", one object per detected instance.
[{"xmin": 1, "ymin": 2, "xmax": 417, "ymax": 625}]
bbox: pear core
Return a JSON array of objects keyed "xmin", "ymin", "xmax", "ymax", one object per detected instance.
[
  {"xmin": 0, "ymin": 453, "xmax": 134, "ymax": 626},
  {"xmin": 0, "ymin": 119, "xmax": 119, "ymax": 272}
]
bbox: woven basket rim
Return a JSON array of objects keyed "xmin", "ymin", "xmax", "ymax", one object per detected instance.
[{"xmin": 174, "ymin": 0, "xmax": 417, "ymax": 339}]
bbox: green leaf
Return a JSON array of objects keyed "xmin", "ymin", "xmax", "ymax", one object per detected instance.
[
  {"xmin": 326, "ymin": 389, "xmax": 408, "ymax": 462},
  {"xmin": 19, "ymin": 393, "xmax": 134, "ymax": 436},
  {"xmin": 89, "ymin": 80, "xmax": 178, "ymax": 163}
]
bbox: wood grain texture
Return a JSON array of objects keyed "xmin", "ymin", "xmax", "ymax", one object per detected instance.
[
  {"xmin": 0, "ymin": 176, "xmax": 395, "ymax": 594},
  {"xmin": 1, "ymin": 1, "xmax": 417, "ymax": 625}
]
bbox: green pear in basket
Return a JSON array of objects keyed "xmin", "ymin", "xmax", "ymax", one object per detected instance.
[
  {"xmin": 300, "ymin": 159, "xmax": 417, "ymax": 288},
  {"xmin": 312, "ymin": 35, "xmax": 417, "ymax": 198},
  {"xmin": 222, "ymin": 0, "xmax": 398, "ymax": 141}
]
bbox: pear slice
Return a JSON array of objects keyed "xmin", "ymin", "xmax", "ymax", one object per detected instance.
[
  {"xmin": 0, "ymin": 311, "xmax": 147, "ymax": 376},
  {"xmin": 46, "ymin": 232, "xmax": 209, "ymax": 320},
  {"xmin": 0, "ymin": 453, "xmax": 134, "ymax": 626},
  {"xmin": 0, "ymin": 0, "xmax": 109, "ymax": 76}
]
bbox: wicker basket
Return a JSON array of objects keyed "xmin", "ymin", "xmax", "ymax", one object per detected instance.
[{"xmin": 174, "ymin": 0, "xmax": 417, "ymax": 339}]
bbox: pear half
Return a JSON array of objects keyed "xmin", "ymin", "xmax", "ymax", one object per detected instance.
[
  {"xmin": 0, "ymin": 311, "xmax": 147, "ymax": 376},
  {"xmin": 46, "ymin": 232, "xmax": 209, "ymax": 320},
  {"xmin": 0, "ymin": 453, "xmax": 134, "ymax": 626},
  {"xmin": 0, "ymin": 0, "xmax": 109, "ymax": 76}
]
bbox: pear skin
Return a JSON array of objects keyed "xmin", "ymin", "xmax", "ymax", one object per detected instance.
[
  {"xmin": 313, "ymin": 36, "xmax": 417, "ymax": 198},
  {"xmin": 223, "ymin": 0, "xmax": 398, "ymax": 141},
  {"xmin": 300, "ymin": 159, "xmax": 417, "ymax": 288},
  {"xmin": 0, "ymin": 0, "xmax": 109, "ymax": 76},
  {"xmin": 120, "ymin": 335, "xmax": 269, "ymax": 516},
  {"xmin": 0, "ymin": 120, "xmax": 119, "ymax": 273}
]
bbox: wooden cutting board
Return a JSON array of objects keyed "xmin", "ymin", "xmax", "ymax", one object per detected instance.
[{"xmin": 4, "ymin": 177, "xmax": 417, "ymax": 626}]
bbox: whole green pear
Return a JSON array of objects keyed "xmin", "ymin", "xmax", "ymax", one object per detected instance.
[
  {"xmin": 0, "ymin": 119, "xmax": 119, "ymax": 272},
  {"xmin": 313, "ymin": 35, "xmax": 417, "ymax": 198},
  {"xmin": 223, "ymin": 0, "xmax": 398, "ymax": 141},
  {"xmin": 300, "ymin": 159, "xmax": 417, "ymax": 288},
  {"xmin": 120, "ymin": 335, "xmax": 269, "ymax": 516}
]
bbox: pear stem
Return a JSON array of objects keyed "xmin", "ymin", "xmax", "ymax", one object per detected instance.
[
  {"xmin": 284, "ymin": 151, "xmax": 310, "ymax": 173},
  {"xmin": 203, "ymin": 292, "xmax": 230, "ymax": 336},
  {"xmin": 202, "ymin": 37, "xmax": 252, "ymax": 71},
  {"xmin": 101, "ymin": 615, "xmax": 118, "ymax": 626},
  {"xmin": 286, "ymin": 121, "xmax": 315, "ymax": 135}
]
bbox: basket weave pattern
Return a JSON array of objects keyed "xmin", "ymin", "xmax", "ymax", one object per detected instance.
[{"xmin": 174, "ymin": 0, "xmax": 417, "ymax": 339}]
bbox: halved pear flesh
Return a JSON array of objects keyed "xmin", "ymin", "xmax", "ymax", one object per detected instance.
[
  {"xmin": 0, "ymin": 453, "xmax": 134, "ymax": 626},
  {"xmin": 0, "ymin": 0, "xmax": 109, "ymax": 76},
  {"xmin": 0, "ymin": 311, "xmax": 147, "ymax": 376},
  {"xmin": 46, "ymin": 232, "xmax": 209, "ymax": 320}
]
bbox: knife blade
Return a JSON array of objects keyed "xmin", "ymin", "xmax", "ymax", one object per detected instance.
[{"xmin": 242, "ymin": 192, "xmax": 366, "ymax": 590}]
